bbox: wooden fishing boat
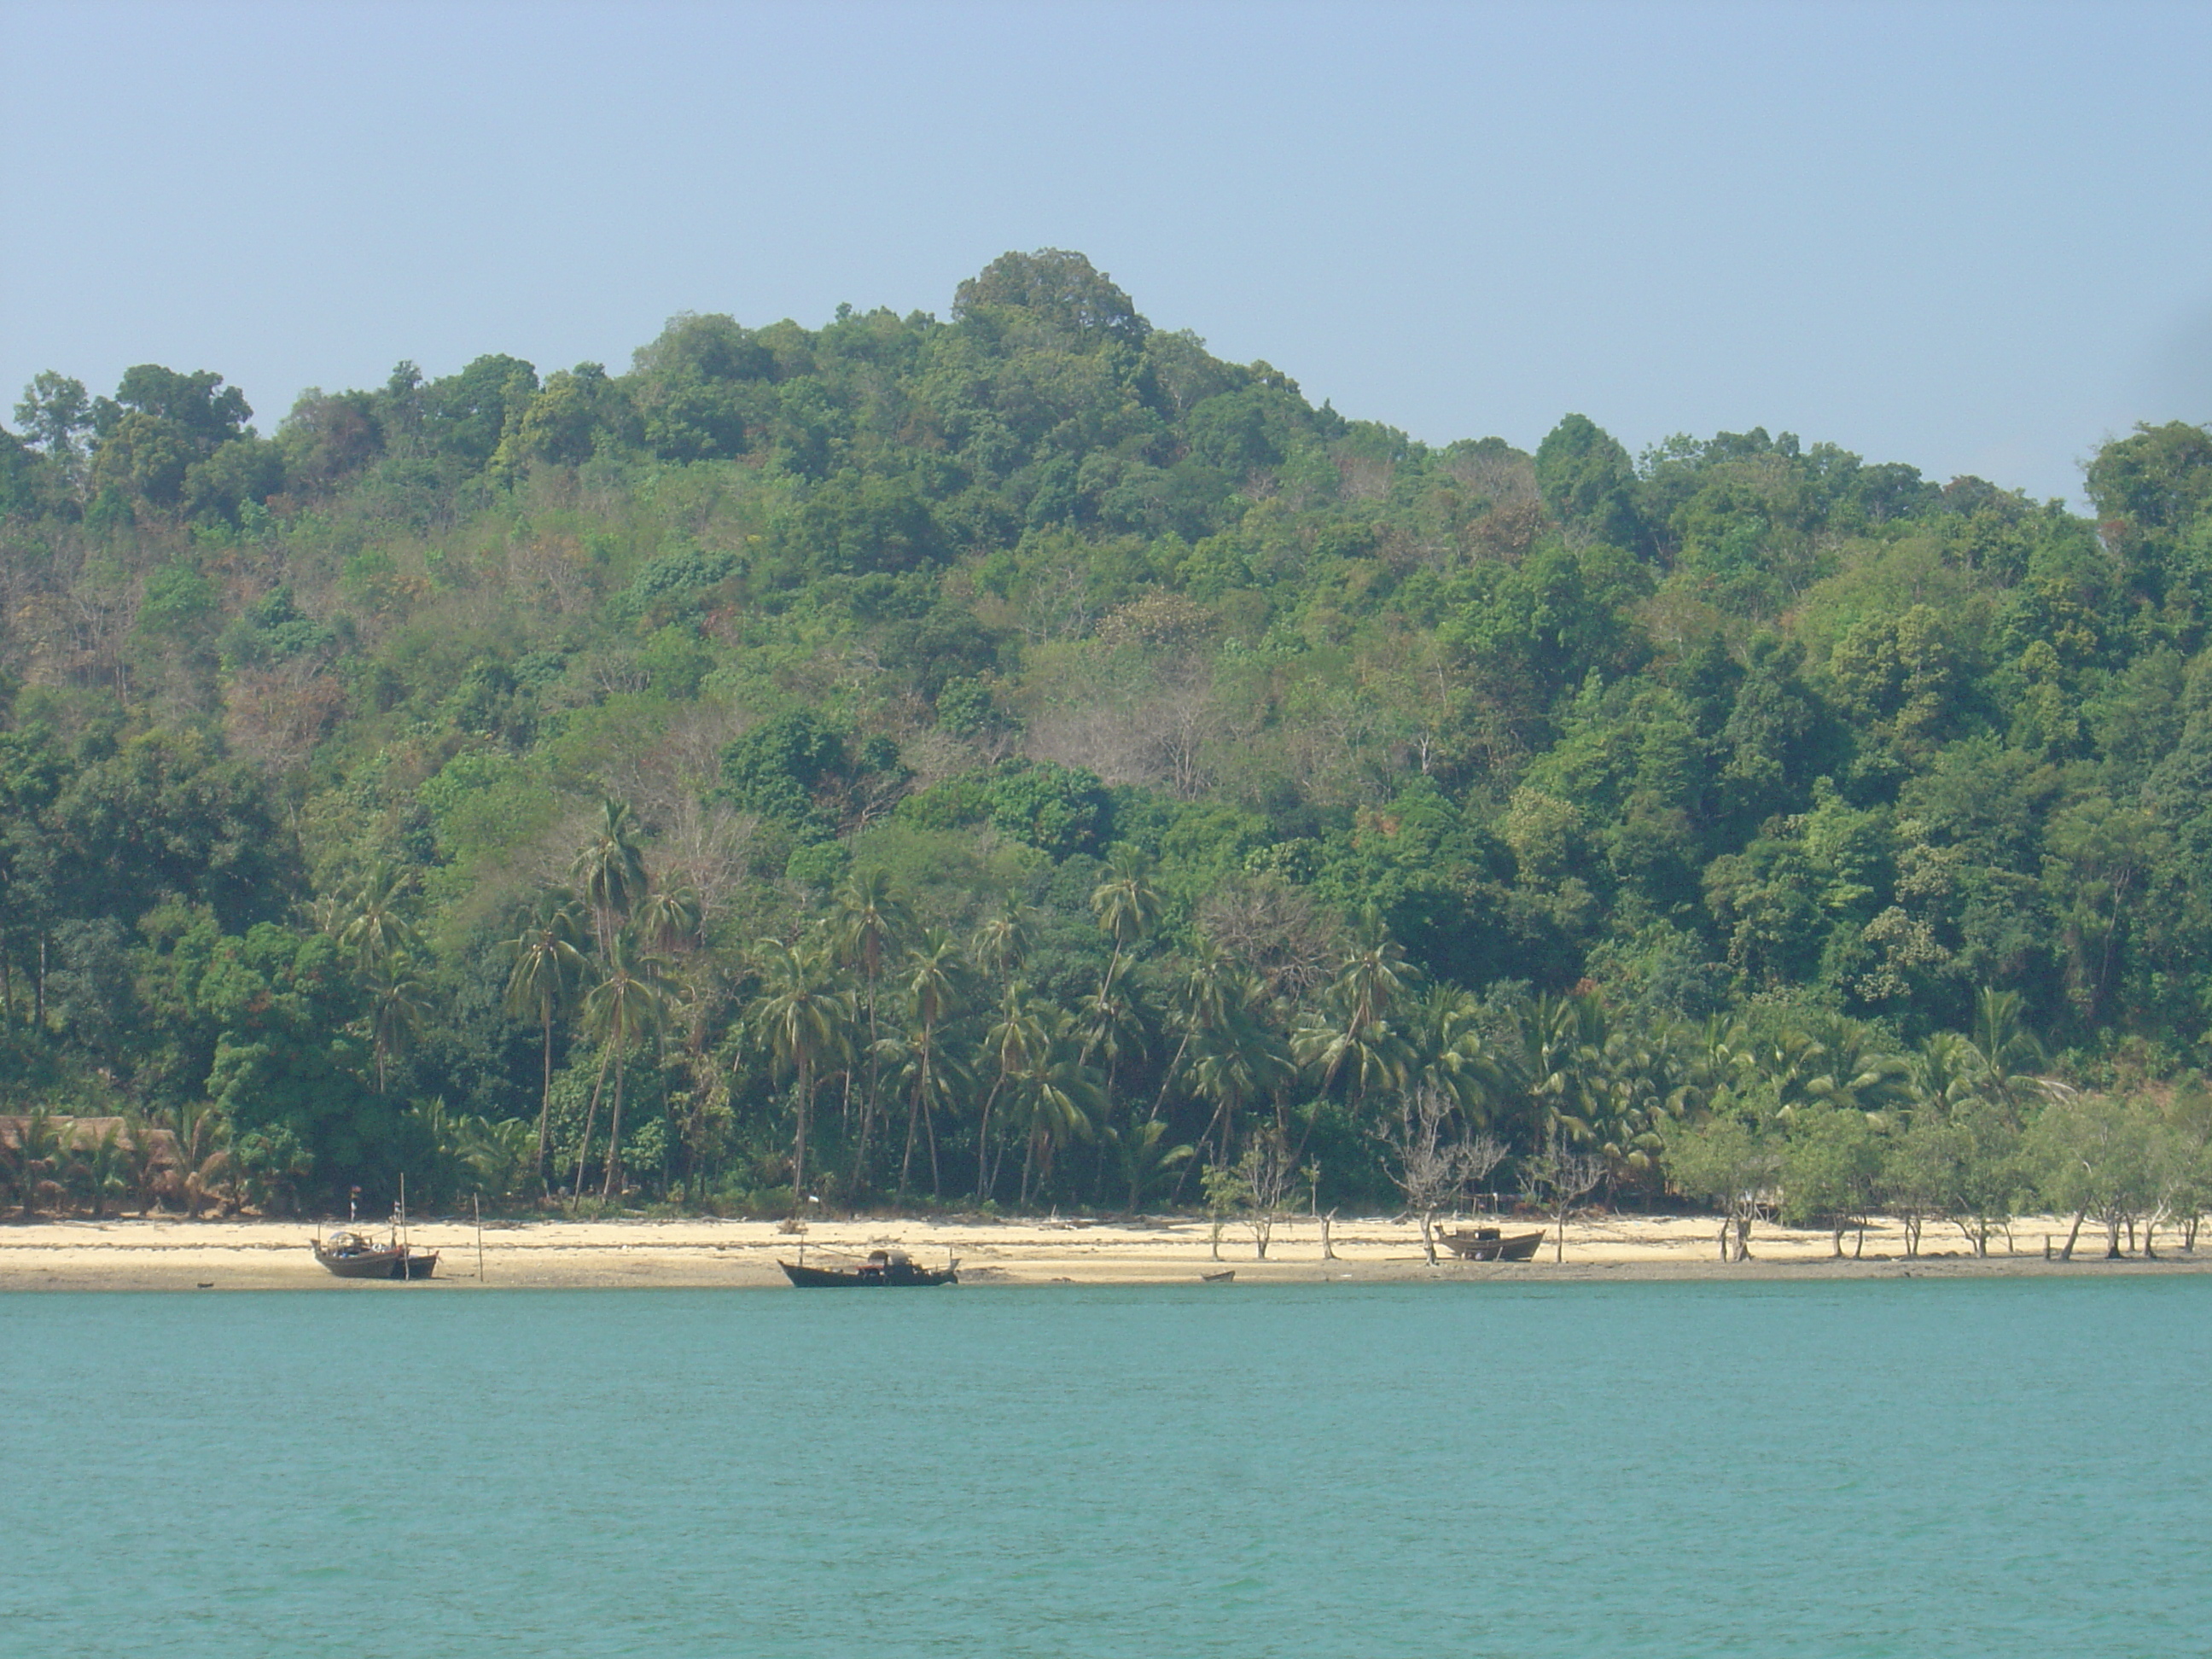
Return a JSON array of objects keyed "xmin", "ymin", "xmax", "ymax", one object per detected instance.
[
  {"xmin": 779, "ymin": 1248, "xmax": 957, "ymax": 1287},
  {"xmin": 312, "ymin": 1228, "xmax": 439, "ymax": 1280},
  {"xmin": 1200, "ymin": 1269, "xmax": 1236, "ymax": 1283},
  {"xmin": 1440, "ymin": 1226, "xmax": 1544, "ymax": 1262}
]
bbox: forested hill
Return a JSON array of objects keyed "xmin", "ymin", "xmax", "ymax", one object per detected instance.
[{"xmin": 3, "ymin": 248, "xmax": 2211, "ymax": 1220}]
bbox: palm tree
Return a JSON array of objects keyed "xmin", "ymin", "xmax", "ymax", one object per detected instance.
[
  {"xmin": 1188, "ymin": 982, "xmax": 1295, "ymax": 1170},
  {"xmin": 338, "ymin": 865, "xmax": 420, "ymax": 975},
  {"xmin": 1146, "ymin": 942, "xmax": 1237, "ymax": 1125},
  {"xmin": 1796, "ymin": 1013, "xmax": 1912, "ymax": 1121},
  {"xmin": 3, "ymin": 1109, "xmax": 64, "ymax": 1218},
  {"xmin": 65, "ymin": 1121, "xmax": 130, "ymax": 1220},
  {"xmin": 1966, "ymin": 987, "xmax": 2052, "ymax": 1119},
  {"xmin": 632, "ymin": 884, "xmax": 703, "ymax": 956},
  {"xmin": 365, "ymin": 957, "xmax": 431, "ymax": 1095},
  {"xmin": 975, "ymin": 981, "xmax": 1051, "ymax": 1203},
  {"xmin": 1501, "ymin": 991, "xmax": 1607, "ymax": 1148},
  {"xmin": 502, "ymin": 888, "xmax": 590, "ymax": 1194},
  {"xmin": 163, "ymin": 1098, "xmax": 230, "ymax": 1218},
  {"xmin": 970, "ymin": 904, "xmax": 1037, "ymax": 981},
  {"xmin": 571, "ymin": 798, "xmax": 648, "ymax": 953},
  {"xmin": 749, "ymin": 936, "xmax": 853, "ymax": 1206},
  {"xmin": 1076, "ymin": 952, "xmax": 1152, "ymax": 1103},
  {"xmin": 1087, "ymin": 847, "xmax": 1163, "ymax": 1060},
  {"xmin": 832, "ymin": 869, "xmax": 912, "ymax": 1190},
  {"xmin": 1012, "ymin": 1039, "xmax": 1105, "ymax": 1208},
  {"xmin": 1108, "ymin": 1116, "xmax": 1194, "ymax": 1212},
  {"xmin": 1405, "ymin": 983, "xmax": 1504, "ymax": 1126},
  {"xmin": 1291, "ymin": 923, "xmax": 1418, "ymax": 1126},
  {"xmin": 579, "ymin": 928, "xmax": 677, "ymax": 1202},
  {"xmin": 896, "ymin": 928, "xmax": 969, "ymax": 1202},
  {"xmin": 1910, "ymin": 1029, "xmax": 1991, "ymax": 1118}
]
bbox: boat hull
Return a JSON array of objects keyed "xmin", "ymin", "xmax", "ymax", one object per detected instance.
[
  {"xmin": 1440, "ymin": 1229, "xmax": 1545, "ymax": 1262},
  {"xmin": 315, "ymin": 1246, "xmax": 439, "ymax": 1280},
  {"xmin": 779, "ymin": 1259, "xmax": 957, "ymax": 1287}
]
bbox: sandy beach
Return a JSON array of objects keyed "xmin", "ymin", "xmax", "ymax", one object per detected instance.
[{"xmin": 1, "ymin": 1210, "xmax": 2204, "ymax": 1290}]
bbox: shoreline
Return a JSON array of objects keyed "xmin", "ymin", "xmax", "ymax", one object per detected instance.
[{"xmin": 1, "ymin": 1212, "xmax": 2204, "ymax": 1290}]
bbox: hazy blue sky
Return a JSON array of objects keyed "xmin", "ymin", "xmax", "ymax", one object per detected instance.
[{"xmin": 3, "ymin": 0, "xmax": 2207, "ymax": 504}]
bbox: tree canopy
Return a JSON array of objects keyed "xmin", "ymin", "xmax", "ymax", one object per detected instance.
[{"xmin": 4, "ymin": 249, "xmax": 2211, "ymax": 1225}]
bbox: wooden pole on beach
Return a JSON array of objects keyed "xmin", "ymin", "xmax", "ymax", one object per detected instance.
[{"xmin": 474, "ymin": 1193, "xmax": 486, "ymax": 1284}]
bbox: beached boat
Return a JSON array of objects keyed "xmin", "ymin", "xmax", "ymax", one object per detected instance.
[
  {"xmin": 1200, "ymin": 1269, "xmax": 1236, "ymax": 1283},
  {"xmin": 779, "ymin": 1248, "xmax": 957, "ymax": 1287},
  {"xmin": 313, "ymin": 1228, "xmax": 439, "ymax": 1280},
  {"xmin": 1440, "ymin": 1226, "xmax": 1544, "ymax": 1262}
]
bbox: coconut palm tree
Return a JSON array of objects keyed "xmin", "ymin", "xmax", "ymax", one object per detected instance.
[
  {"xmin": 632, "ymin": 884, "xmax": 703, "ymax": 957},
  {"xmin": 571, "ymin": 798, "xmax": 648, "ymax": 953},
  {"xmin": 3, "ymin": 1110, "xmax": 64, "ymax": 1218},
  {"xmin": 749, "ymin": 936, "xmax": 853, "ymax": 1206},
  {"xmin": 1188, "ymin": 982, "xmax": 1295, "ymax": 1170},
  {"xmin": 1087, "ymin": 847, "xmax": 1164, "ymax": 1060},
  {"xmin": 365, "ymin": 956, "xmax": 432, "ymax": 1095},
  {"xmin": 502, "ymin": 888, "xmax": 590, "ymax": 1194},
  {"xmin": 896, "ymin": 928, "xmax": 970, "ymax": 1203},
  {"xmin": 1291, "ymin": 923, "xmax": 1417, "ymax": 1119},
  {"xmin": 832, "ymin": 869, "xmax": 912, "ymax": 1188},
  {"xmin": 1966, "ymin": 987, "xmax": 2053, "ymax": 1119},
  {"xmin": 338, "ymin": 865, "xmax": 421, "ymax": 975},
  {"xmin": 1108, "ymin": 1116, "xmax": 1194, "ymax": 1212},
  {"xmin": 1145, "ymin": 942, "xmax": 1237, "ymax": 1124},
  {"xmin": 970, "ymin": 904, "xmax": 1037, "ymax": 982},
  {"xmin": 1796, "ymin": 1013, "xmax": 1912, "ymax": 1121},
  {"xmin": 1501, "ymin": 991, "xmax": 1608, "ymax": 1148},
  {"xmin": 579, "ymin": 928, "xmax": 678, "ymax": 1202},
  {"xmin": 1012, "ymin": 1039, "xmax": 1106, "ymax": 1208},
  {"xmin": 1405, "ymin": 983, "xmax": 1504, "ymax": 1125},
  {"xmin": 975, "ymin": 982, "xmax": 1051, "ymax": 1202},
  {"xmin": 161, "ymin": 1098, "xmax": 230, "ymax": 1218}
]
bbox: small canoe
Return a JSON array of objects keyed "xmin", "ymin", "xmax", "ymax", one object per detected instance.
[
  {"xmin": 1441, "ymin": 1228, "xmax": 1544, "ymax": 1262},
  {"xmin": 780, "ymin": 1249, "xmax": 957, "ymax": 1288},
  {"xmin": 1200, "ymin": 1269, "xmax": 1236, "ymax": 1283}
]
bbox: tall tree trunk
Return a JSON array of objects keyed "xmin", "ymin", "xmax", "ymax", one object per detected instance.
[
  {"xmin": 2061, "ymin": 1207, "xmax": 2086, "ymax": 1260},
  {"xmin": 536, "ymin": 1015, "xmax": 555, "ymax": 1196},
  {"xmin": 975, "ymin": 1077, "xmax": 1004, "ymax": 1203},
  {"xmin": 601, "ymin": 1044, "xmax": 626, "ymax": 1201},
  {"xmin": 859, "ymin": 971, "xmax": 882, "ymax": 1192},
  {"xmin": 897, "ymin": 1030, "xmax": 931, "ymax": 1205},
  {"xmin": 573, "ymin": 1050, "xmax": 609, "ymax": 1211},
  {"xmin": 923, "ymin": 1091, "xmax": 941, "ymax": 1197},
  {"xmin": 792, "ymin": 1068, "xmax": 812, "ymax": 1204}
]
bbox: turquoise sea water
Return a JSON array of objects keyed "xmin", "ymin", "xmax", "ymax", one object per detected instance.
[{"xmin": 3, "ymin": 1278, "xmax": 2206, "ymax": 1658}]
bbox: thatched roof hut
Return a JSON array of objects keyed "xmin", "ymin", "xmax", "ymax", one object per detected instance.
[{"xmin": 0, "ymin": 1115, "xmax": 183, "ymax": 1169}]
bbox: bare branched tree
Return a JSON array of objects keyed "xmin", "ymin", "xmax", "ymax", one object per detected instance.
[
  {"xmin": 1199, "ymin": 875, "xmax": 1346, "ymax": 1006},
  {"xmin": 1520, "ymin": 1126, "xmax": 1607, "ymax": 1264},
  {"xmin": 1382, "ymin": 1084, "xmax": 1507, "ymax": 1264}
]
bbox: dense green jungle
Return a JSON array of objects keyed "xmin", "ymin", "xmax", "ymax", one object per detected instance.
[{"xmin": 3, "ymin": 250, "xmax": 2209, "ymax": 1249}]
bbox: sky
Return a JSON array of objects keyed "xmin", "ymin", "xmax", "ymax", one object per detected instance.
[{"xmin": 2, "ymin": 0, "xmax": 2208, "ymax": 506}]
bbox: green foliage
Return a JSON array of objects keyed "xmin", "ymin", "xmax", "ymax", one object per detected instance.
[{"xmin": 6, "ymin": 255, "xmax": 2212, "ymax": 1221}]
